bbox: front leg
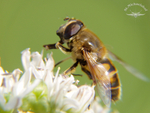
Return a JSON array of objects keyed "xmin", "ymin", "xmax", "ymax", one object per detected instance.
[
  {"xmin": 56, "ymin": 42, "xmax": 71, "ymax": 54},
  {"xmin": 43, "ymin": 43, "xmax": 56, "ymax": 50},
  {"xmin": 43, "ymin": 42, "xmax": 71, "ymax": 53}
]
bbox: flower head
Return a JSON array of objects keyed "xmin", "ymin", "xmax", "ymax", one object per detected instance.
[{"xmin": 0, "ymin": 48, "xmax": 111, "ymax": 113}]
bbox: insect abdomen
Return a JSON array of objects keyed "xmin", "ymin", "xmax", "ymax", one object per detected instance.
[{"xmin": 101, "ymin": 58, "xmax": 121, "ymax": 101}]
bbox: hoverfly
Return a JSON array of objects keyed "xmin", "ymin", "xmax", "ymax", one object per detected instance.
[{"xmin": 43, "ymin": 17, "xmax": 148, "ymax": 107}]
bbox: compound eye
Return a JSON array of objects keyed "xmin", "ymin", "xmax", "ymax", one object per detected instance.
[{"xmin": 64, "ymin": 22, "xmax": 83, "ymax": 39}]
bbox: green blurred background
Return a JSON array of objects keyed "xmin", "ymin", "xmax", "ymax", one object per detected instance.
[{"xmin": 0, "ymin": 0, "xmax": 150, "ymax": 113}]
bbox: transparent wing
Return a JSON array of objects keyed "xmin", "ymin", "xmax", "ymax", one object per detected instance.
[
  {"xmin": 108, "ymin": 50, "xmax": 149, "ymax": 82},
  {"xmin": 83, "ymin": 50, "xmax": 111, "ymax": 107}
]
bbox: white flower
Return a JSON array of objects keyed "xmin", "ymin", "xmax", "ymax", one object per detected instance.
[
  {"xmin": 84, "ymin": 97, "xmax": 110, "ymax": 113},
  {"xmin": 63, "ymin": 85, "xmax": 95, "ymax": 113},
  {"xmin": 0, "ymin": 48, "xmax": 42, "ymax": 110},
  {"xmin": 30, "ymin": 51, "xmax": 96, "ymax": 112},
  {"xmin": 0, "ymin": 48, "xmax": 111, "ymax": 113},
  {"xmin": 0, "ymin": 67, "xmax": 22, "ymax": 93}
]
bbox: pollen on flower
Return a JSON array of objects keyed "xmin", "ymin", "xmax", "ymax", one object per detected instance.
[{"xmin": 0, "ymin": 48, "xmax": 111, "ymax": 113}]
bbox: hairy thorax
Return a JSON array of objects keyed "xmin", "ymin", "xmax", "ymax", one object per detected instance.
[{"xmin": 68, "ymin": 29, "xmax": 107, "ymax": 62}]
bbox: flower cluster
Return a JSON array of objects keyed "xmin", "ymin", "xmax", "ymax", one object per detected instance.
[{"xmin": 0, "ymin": 48, "xmax": 110, "ymax": 113}]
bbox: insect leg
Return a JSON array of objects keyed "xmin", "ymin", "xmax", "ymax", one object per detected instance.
[
  {"xmin": 81, "ymin": 67, "xmax": 93, "ymax": 79},
  {"xmin": 43, "ymin": 43, "xmax": 56, "ymax": 50},
  {"xmin": 63, "ymin": 61, "xmax": 78, "ymax": 75},
  {"xmin": 43, "ymin": 42, "xmax": 71, "ymax": 53},
  {"xmin": 71, "ymin": 73, "xmax": 83, "ymax": 77},
  {"xmin": 55, "ymin": 56, "xmax": 72, "ymax": 67},
  {"xmin": 56, "ymin": 42, "xmax": 71, "ymax": 53}
]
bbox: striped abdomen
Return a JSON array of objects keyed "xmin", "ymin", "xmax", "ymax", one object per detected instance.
[{"xmin": 101, "ymin": 58, "xmax": 121, "ymax": 101}]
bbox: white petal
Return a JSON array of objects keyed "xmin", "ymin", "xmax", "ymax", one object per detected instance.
[
  {"xmin": 0, "ymin": 66, "xmax": 5, "ymax": 74},
  {"xmin": 53, "ymin": 68, "xmax": 61, "ymax": 94},
  {"xmin": 54, "ymin": 86, "xmax": 65, "ymax": 108},
  {"xmin": 90, "ymin": 97, "xmax": 103, "ymax": 113},
  {"xmin": 45, "ymin": 53, "xmax": 54, "ymax": 71},
  {"xmin": 0, "ymin": 93, "xmax": 6, "ymax": 107},
  {"xmin": 12, "ymin": 68, "xmax": 22, "ymax": 82},
  {"xmin": 21, "ymin": 48, "xmax": 31, "ymax": 71},
  {"xmin": 20, "ymin": 79, "xmax": 41, "ymax": 98},
  {"xmin": 65, "ymin": 88, "xmax": 78, "ymax": 98},
  {"xmin": 31, "ymin": 51, "xmax": 45, "ymax": 69},
  {"xmin": 62, "ymin": 98, "xmax": 79, "ymax": 111},
  {"xmin": 0, "ymin": 66, "xmax": 5, "ymax": 86},
  {"xmin": 78, "ymin": 86, "xmax": 95, "ymax": 112},
  {"xmin": 31, "ymin": 64, "xmax": 43, "ymax": 79},
  {"xmin": 44, "ymin": 71, "xmax": 54, "ymax": 97},
  {"xmin": 4, "ymin": 75, "xmax": 15, "ymax": 93},
  {"xmin": 4, "ymin": 96, "xmax": 22, "ymax": 110},
  {"xmin": 65, "ymin": 85, "xmax": 95, "ymax": 113},
  {"xmin": 12, "ymin": 68, "xmax": 32, "ymax": 96},
  {"xmin": 90, "ymin": 97, "xmax": 110, "ymax": 113},
  {"xmin": 59, "ymin": 75, "xmax": 75, "ymax": 93}
]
